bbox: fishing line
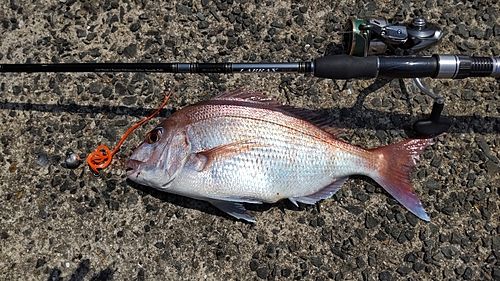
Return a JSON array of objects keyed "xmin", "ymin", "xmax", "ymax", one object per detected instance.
[{"xmin": 86, "ymin": 89, "xmax": 173, "ymax": 173}]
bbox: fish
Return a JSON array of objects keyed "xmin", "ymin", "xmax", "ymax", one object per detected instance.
[{"xmin": 126, "ymin": 88, "xmax": 437, "ymax": 223}]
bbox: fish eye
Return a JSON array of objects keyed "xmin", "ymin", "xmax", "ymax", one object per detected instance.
[{"xmin": 146, "ymin": 127, "xmax": 163, "ymax": 144}]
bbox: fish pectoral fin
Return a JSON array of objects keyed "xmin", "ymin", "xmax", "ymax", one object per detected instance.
[
  {"xmin": 207, "ymin": 199, "xmax": 256, "ymax": 223},
  {"xmin": 289, "ymin": 177, "xmax": 347, "ymax": 205},
  {"xmin": 194, "ymin": 139, "xmax": 266, "ymax": 172}
]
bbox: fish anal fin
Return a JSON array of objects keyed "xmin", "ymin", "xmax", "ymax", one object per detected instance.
[
  {"xmin": 195, "ymin": 139, "xmax": 265, "ymax": 171},
  {"xmin": 207, "ymin": 199, "xmax": 256, "ymax": 223},
  {"xmin": 370, "ymin": 137, "xmax": 438, "ymax": 221},
  {"xmin": 289, "ymin": 177, "xmax": 347, "ymax": 205}
]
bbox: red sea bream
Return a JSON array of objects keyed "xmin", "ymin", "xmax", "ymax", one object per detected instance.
[{"xmin": 127, "ymin": 89, "xmax": 436, "ymax": 222}]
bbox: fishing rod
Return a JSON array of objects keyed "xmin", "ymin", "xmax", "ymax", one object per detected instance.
[
  {"xmin": 1, "ymin": 54, "xmax": 498, "ymax": 79},
  {"xmin": 3, "ymin": 17, "xmax": 498, "ymax": 79},
  {"xmin": 1, "ymin": 16, "xmax": 499, "ymax": 137}
]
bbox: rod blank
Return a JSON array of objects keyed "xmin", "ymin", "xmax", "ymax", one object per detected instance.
[{"xmin": 1, "ymin": 54, "xmax": 498, "ymax": 79}]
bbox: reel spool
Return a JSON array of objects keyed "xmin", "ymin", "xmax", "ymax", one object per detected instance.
[{"xmin": 343, "ymin": 16, "xmax": 443, "ymax": 56}]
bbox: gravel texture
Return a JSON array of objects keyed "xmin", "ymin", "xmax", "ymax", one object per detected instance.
[{"xmin": 1, "ymin": 0, "xmax": 500, "ymax": 280}]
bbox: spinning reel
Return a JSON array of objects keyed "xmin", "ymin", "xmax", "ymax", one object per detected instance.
[
  {"xmin": 343, "ymin": 16, "xmax": 450, "ymax": 136},
  {"xmin": 343, "ymin": 17, "xmax": 443, "ymax": 56}
]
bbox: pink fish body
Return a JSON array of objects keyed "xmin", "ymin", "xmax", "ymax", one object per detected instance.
[{"xmin": 127, "ymin": 89, "xmax": 436, "ymax": 222}]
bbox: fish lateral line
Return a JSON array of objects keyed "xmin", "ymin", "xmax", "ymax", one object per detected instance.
[{"xmin": 185, "ymin": 111, "xmax": 342, "ymax": 147}]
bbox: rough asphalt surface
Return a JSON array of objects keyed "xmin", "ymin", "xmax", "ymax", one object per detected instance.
[{"xmin": 1, "ymin": 0, "xmax": 500, "ymax": 280}]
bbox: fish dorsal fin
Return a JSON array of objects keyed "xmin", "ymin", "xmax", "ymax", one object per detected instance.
[
  {"xmin": 215, "ymin": 89, "xmax": 320, "ymax": 117},
  {"xmin": 321, "ymin": 126, "xmax": 347, "ymax": 139},
  {"xmin": 214, "ymin": 88, "xmax": 282, "ymax": 106},
  {"xmin": 282, "ymin": 110, "xmax": 345, "ymax": 139},
  {"xmin": 214, "ymin": 88, "xmax": 345, "ymax": 138}
]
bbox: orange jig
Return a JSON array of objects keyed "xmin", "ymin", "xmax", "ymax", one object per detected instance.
[{"xmin": 87, "ymin": 90, "xmax": 173, "ymax": 173}]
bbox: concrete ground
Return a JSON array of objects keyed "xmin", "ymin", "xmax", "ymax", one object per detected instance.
[{"xmin": 0, "ymin": 0, "xmax": 499, "ymax": 280}]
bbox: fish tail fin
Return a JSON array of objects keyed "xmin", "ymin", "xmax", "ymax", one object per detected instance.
[{"xmin": 369, "ymin": 137, "xmax": 437, "ymax": 221}]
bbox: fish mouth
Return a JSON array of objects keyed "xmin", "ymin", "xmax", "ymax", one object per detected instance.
[{"xmin": 126, "ymin": 159, "xmax": 143, "ymax": 176}]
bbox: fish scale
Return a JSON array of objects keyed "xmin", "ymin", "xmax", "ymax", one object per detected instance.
[
  {"xmin": 127, "ymin": 89, "xmax": 437, "ymax": 222},
  {"xmin": 184, "ymin": 115, "xmax": 346, "ymax": 196}
]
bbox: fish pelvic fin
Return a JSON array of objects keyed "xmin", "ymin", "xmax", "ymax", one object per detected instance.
[
  {"xmin": 370, "ymin": 137, "xmax": 438, "ymax": 221},
  {"xmin": 207, "ymin": 199, "xmax": 256, "ymax": 223}
]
